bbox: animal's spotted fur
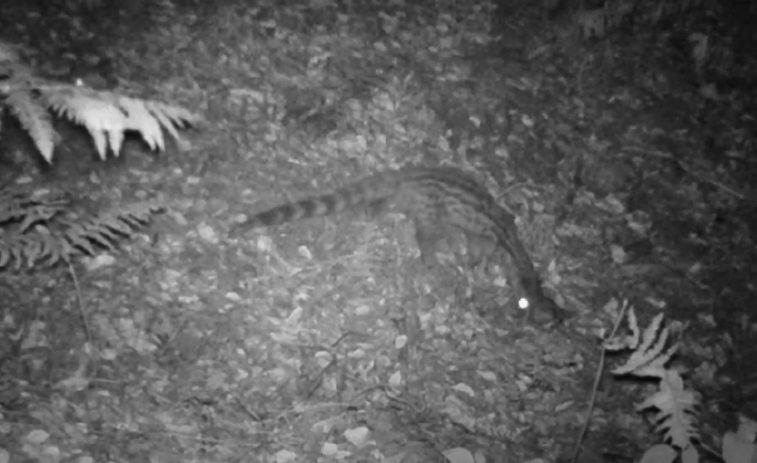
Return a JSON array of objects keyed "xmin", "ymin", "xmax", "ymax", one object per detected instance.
[{"xmin": 229, "ymin": 166, "xmax": 567, "ymax": 322}]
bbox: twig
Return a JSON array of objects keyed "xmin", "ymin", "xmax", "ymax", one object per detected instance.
[
  {"xmin": 67, "ymin": 260, "xmax": 92, "ymax": 344},
  {"xmin": 569, "ymin": 299, "xmax": 629, "ymax": 463}
]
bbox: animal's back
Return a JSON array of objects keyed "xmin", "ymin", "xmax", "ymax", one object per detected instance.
[
  {"xmin": 228, "ymin": 167, "xmax": 497, "ymax": 235},
  {"xmin": 229, "ymin": 166, "xmax": 566, "ymax": 322}
]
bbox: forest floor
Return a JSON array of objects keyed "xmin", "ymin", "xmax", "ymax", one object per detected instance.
[{"xmin": 1, "ymin": 0, "xmax": 756, "ymax": 462}]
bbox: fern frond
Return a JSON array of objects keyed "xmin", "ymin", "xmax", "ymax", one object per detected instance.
[
  {"xmin": 139, "ymin": 99, "xmax": 198, "ymax": 145},
  {"xmin": 0, "ymin": 189, "xmax": 164, "ymax": 271},
  {"xmin": 0, "ymin": 64, "xmax": 69, "ymax": 164},
  {"xmin": 607, "ymin": 308, "xmax": 700, "ymax": 453},
  {"xmin": 0, "ymin": 188, "xmax": 69, "ymax": 232},
  {"xmin": 1, "ymin": 42, "xmax": 198, "ymax": 165},
  {"xmin": 118, "ymin": 97, "xmax": 166, "ymax": 147},
  {"xmin": 0, "ymin": 231, "xmax": 70, "ymax": 269},
  {"xmin": 63, "ymin": 202, "xmax": 164, "ymax": 255},
  {"xmin": 41, "ymin": 85, "xmax": 200, "ymax": 160},
  {"xmin": 5, "ymin": 89, "xmax": 57, "ymax": 162},
  {"xmin": 611, "ymin": 312, "xmax": 673, "ymax": 378},
  {"xmin": 637, "ymin": 370, "xmax": 700, "ymax": 449},
  {"xmin": 41, "ymin": 86, "xmax": 126, "ymax": 157}
]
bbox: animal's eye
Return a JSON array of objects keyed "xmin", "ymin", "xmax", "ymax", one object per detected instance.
[{"xmin": 517, "ymin": 297, "xmax": 529, "ymax": 311}]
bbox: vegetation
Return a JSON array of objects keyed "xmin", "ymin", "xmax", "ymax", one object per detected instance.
[
  {"xmin": 1, "ymin": 0, "xmax": 755, "ymax": 462},
  {"xmin": 0, "ymin": 36, "xmax": 197, "ymax": 268}
]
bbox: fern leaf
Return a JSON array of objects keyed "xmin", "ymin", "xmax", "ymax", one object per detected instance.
[
  {"xmin": 637, "ymin": 370, "xmax": 699, "ymax": 449},
  {"xmin": 18, "ymin": 205, "xmax": 62, "ymax": 233},
  {"xmin": 9, "ymin": 236, "xmax": 25, "ymax": 270},
  {"xmin": 62, "ymin": 202, "xmax": 164, "ymax": 257},
  {"xmin": 49, "ymin": 234, "xmax": 75, "ymax": 266},
  {"xmin": 639, "ymin": 313, "xmax": 665, "ymax": 354},
  {"xmin": 92, "ymin": 129, "xmax": 109, "ymax": 158},
  {"xmin": 144, "ymin": 100, "xmax": 198, "ymax": 138},
  {"xmin": 64, "ymin": 223, "xmax": 104, "ymax": 255},
  {"xmin": 107, "ymin": 126, "xmax": 126, "ymax": 155},
  {"xmin": 612, "ymin": 314, "xmax": 670, "ymax": 376},
  {"xmin": 41, "ymin": 86, "xmax": 199, "ymax": 159},
  {"xmin": 23, "ymin": 233, "xmax": 43, "ymax": 267},
  {"xmin": 124, "ymin": 97, "xmax": 199, "ymax": 151},
  {"xmin": 0, "ymin": 231, "xmax": 66, "ymax": 270},
  {"xmin": 80, "ymin": 223, "xmax": 122, "ymax": 248},
  {"xmin": 42, "ymin": 86, "xmax": 124, "ymax": 159},
  {"xmin": 32, "ymin": 232, "xmax": 67, "ymax": 268},
  {"xmin": 631, "ymin": 343, "xmax": 679, "ymax": 379},
  {"xmin": 0, "ymin": 188, "xmax": 69, "ymax": 231},
  {"xmin": 646, "ymin": 344, "xmax": 679, "ymax": 372},
  {"xmin": 5, "ymin": 89, "xmax": 57, "ymax": 163},
  {"xmin": 96, "ymin": 217, "xmax": 134, "ymax": 236},
  {"xmin": 44, "ymin": 86, "xmax": 121, "ymax": 129},
  {"xmin": 118, "ymin": 97, "xmax": 164, "ymax": 150},
  {"xmin": 92, "ymin": 203, "xmax": 163, "ymax": 232},
  {"xmin": 36, "ymin": 232, "xmax": 64, "ymax": 267},
  {"xmin": 1, "ymin": 184, "xmax": 164, "ymax": 270},
  {"xmin": 72, "ymin": 93, "xmax": 125, "ymax": 156},
  {"xmin": 0, "ymin": 234, "xmax": 30, "ymax": 270}
]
